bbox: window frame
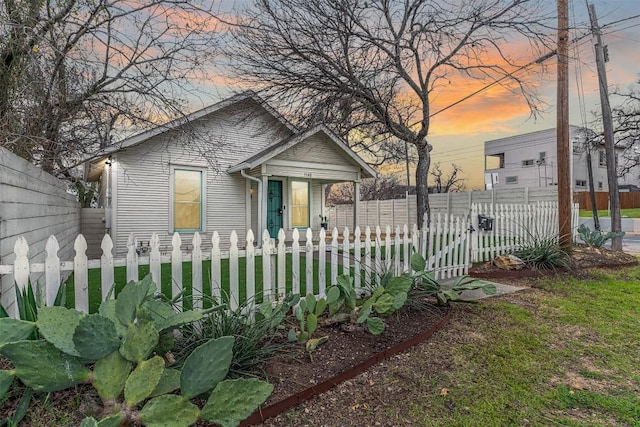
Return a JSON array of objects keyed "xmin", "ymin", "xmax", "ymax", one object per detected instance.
[
  {"xmin": 290, "ymin": 180, "xmax": 311, "ymax": 229},
  {"xmin": 598, "ymin": 150, "xmax": 606, "ymax": 167},
  {"xmin": 522, "ymin": 159, "xmax": 535, "ymax": 167},
  {"xmin": 575, "ymin": 179, "xmax": 587, "ymax": 188},
  {"xmin": 505, "ymin": 176, "xmax": 518, "ymax": 184},
  {"xmin": 169, "ymin": 165, "xmax": 207, "ymax": 233}
]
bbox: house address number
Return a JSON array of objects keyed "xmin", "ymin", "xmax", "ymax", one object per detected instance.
[{"xmin": 303, "ymin": 172, "xmax": 312, "ymax": 177}]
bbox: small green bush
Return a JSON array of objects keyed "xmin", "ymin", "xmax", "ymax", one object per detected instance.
[
  {"xmin": 577, "ymin": 224, "xmax": 625, "ymax": 248},
  {"xmin": 514, "ymin": 235, "xmax": 570, "ymax": 270},
  {"xmin": 175, "ymin": 294, "xmax": 296, "ymax": 378}
]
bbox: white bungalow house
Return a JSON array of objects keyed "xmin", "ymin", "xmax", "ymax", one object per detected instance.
[
  {"xmin": 85, "ymin": 92, "xmax": 376, "ymax": 256},
  {"xmin": 484, "ymin": 126, "xmax": 638, "ymax": 191}
]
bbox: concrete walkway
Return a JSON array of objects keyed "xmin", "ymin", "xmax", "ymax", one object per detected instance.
[{"xmin": 440, "ymin": 278, "xmax": 525, "ymax": 301}]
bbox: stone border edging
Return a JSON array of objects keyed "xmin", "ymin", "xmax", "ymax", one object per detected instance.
[{"xmin": 240, "ymin": 308, "xmax": 452, "ymax": 426}]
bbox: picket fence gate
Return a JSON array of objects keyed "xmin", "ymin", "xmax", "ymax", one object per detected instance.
[
  {"xmin": 0, "ymin": 215, "xmax": 471, "ymax": 317},
  {"xmin": 470, "ymin": 201, "xmax": 579, "ymax": 262}
]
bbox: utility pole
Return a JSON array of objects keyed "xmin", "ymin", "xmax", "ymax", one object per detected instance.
[
  {"xmin": 588, "ymin": 2, "xmax": 622, "ymax": 250},
  {"xmin": 557, "ymin": 0, "xmax": 572, "ymax": 250},
  {"xmin": 585, "ymin": 148, "xmax": 601, "ymax": 230}
]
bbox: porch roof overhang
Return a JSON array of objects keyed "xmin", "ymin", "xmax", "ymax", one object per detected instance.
[{"xmin": 227, "ymin": 125, "xmax": 377, "ymax": 181}]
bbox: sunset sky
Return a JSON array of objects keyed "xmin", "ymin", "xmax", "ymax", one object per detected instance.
[
  {"xmin": 198, "ymin": 0, "xmax": 640, "ymax": 190},
  {"xmin": 425, "ymin": 0, "xmax": 640, "ymax": 189}
]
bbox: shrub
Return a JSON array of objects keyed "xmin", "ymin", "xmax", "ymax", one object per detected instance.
[
  {"xmin": 175, "ymin": 294, "xmax": 297, "ymax": 378},
  {"xmin": 577, "ymin": 224, "xmax": 625, "ymax": 248},
  {"xmin": 514, "ymin": 235, "xmax": 571, "ymax": 270}
]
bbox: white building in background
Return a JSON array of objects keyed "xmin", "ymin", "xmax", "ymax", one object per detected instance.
[{"xmin": 484, "ymin": 126, "xmax": 639, "ymax": 191}]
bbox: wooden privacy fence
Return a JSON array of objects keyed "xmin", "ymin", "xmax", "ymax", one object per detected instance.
[
  {"xmin": 573, "ymin": 191, "xmax": 640, "ymax": 211},
  {"xmin": 470, "ymin": 201, "xmax": 579, "ymax": 262},
  {"xmin": 0, "ymin": 215, "xmax": 471, "ymax": 317}
]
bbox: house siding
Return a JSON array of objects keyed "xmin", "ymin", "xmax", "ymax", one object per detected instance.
[
  {"xmin": 112, "ymin": 100, "xmax": 292, "ymax": 255},
  {"xmin": 274, "ymin": 133, "xmax": 355, "ymax": 167}
]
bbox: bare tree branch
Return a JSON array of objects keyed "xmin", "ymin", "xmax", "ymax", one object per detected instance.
[
  {"xmin": 225, "ymin": 0, "xmax": 554, "ymax": 224},
  {"xmin": 0, "ymin": 0, "xmax": 220, "ymax": 175}
]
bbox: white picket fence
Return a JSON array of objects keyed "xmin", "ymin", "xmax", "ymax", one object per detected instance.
[
  {"xmin": 470, "ymin": 201, "xmax": 579, "ymax": 262},
  {"xmin": 0, "ymin": 215, "xmax": 471, "ymax": 317}
]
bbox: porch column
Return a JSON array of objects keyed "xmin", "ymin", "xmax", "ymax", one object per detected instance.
[
  {"xmin": 353, "ymin": 180, "xmax": 361, "ymax": 231},
  {"xmin": 261, "ymin": 175, "xmax": 269, "ymax": 235}
]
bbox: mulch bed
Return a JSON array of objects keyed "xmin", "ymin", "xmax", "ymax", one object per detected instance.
[
  {"xmin": 469, "ymin": 245, "xmax": 638, "ymax": 280},
  {"xmin": 244, "ymin": 304, "xmax": 448, "ymax": 425}
]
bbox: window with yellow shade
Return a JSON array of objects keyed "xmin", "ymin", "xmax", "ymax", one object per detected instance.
[
  {"xmin": 173, "ymin": 169, "xmax": 203, "ymax": 231},
  {"xmin": 291, "ymin": 181, "xmax": 309, "ymax": 228}
]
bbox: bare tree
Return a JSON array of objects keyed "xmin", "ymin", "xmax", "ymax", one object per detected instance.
[
  {"xmin": 611, "ymin": 79, "xmax": 640, "ymax": 178},
  {"xmin": 0, "ymin": 0, "xmax": 219, "ymax": 175},
  {"xmin": 226, "ymin": 0, "xmax": 554, "ymax": 224},
  {"xmin": 326, "ymin": 174, "xmax": 410, "ymax": 205},
  {"xmin": 429, "ymin": 163, "xmax": 466, "ymax": 193}
]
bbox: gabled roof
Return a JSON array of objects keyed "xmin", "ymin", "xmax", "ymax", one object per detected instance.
[
  {"xmin": 90, "ymin": 91, "xmax": 297, "ymax": 158},
  {"xmin": 228, "ymin": 124, "xmax": 377, "ymax": 179}
]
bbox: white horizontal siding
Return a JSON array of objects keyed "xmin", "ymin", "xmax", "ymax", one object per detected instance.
[
  {"xmin": 274, "ymin": 133, "xmax": 355, "ymax": 167},
  {"xmin": 113, "ymin": 100, "xmax": 293, "ymax": 256}
]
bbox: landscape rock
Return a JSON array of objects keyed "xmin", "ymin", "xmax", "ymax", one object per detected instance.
[{"xmin": 493, "ymin": 255, "xmax": 525, "ymax": 271}]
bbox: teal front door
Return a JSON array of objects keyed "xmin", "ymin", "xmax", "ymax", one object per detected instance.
[{"xmin": 266, "ymin": 180, "xmax": 283, "ymax": 238}]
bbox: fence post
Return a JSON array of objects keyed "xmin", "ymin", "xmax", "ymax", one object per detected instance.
[
  {"xmin": 262, "ymin": 229, "xmax": 272, "ymax": 302},
  {"xmin": 73, "ymin": 234, "xmax": 89, "ymax": 314},
  {"xmin": 246, "ymin": 230, "xmax": 255, "ymax": 308},
  {"xmin": 126, "ymin": 233, "xmax": 139, "ymax": 283},
  {"xmin": 192, "ymin": 233, "xmax": 202, "ymax": 311},
  {"xmin": 331, "ymin": 228, "xmax": 338, "ymax": 286},
  {"xmin": 44, "ymin": 235, "xmax": 61, "ymax": 307},
  {"xmin": 100, "ymin": 234, "xmax": 115, "ymax": 302},
  {"xmin": 149, "ymin": 233, "xmax": 161, "ymax": 294},
  {"xmin": 211, "ymin": 232, "xmax": 221, "ymax": 302},
  {"xmin": 292, "ymin": 228, "xmax": 300, "ymax": 296},
  {"xmin": 364, "ymin": 227, "xmax": 372, "ymax": 288},
  {"xmin": 353, "ymin": 226, "xmax": 362, "ymax": 295},
  {"xmin": 171, "ymin": 233, "xmax": 183, "ymax": 307},
  {"xmin": 229, "ymin": 231, "xmax": 239, "ymax": 311},
  {"xmin": 375, "ymin": 226, "xmax": 382, "ymax": 284},
  {"xmin": 305, "ymin": 228, "xmax": 314, "ymax": 296},
  {"xmin": 318, "ymin": 228, "xmax": 327, "ymax": 296},
  {"xmin": 277, "ymin": 229, "xmax": 287, "ymax": 300}
]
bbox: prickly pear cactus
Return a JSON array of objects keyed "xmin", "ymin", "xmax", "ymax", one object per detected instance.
[
  {"xmin": 0, "ymin": 318, "xmax": 35, "ymax": 345},
  {"xmin": 139, "ymin": 394, "xmax": 200, "ymax": 427},
  {"xmin": 120, "ymin": 321, "xmax": 159, "ymax": 363},
  {"xmin": 200, "ymin": 378, "xmax": 274, "ymax": 427},
  {"xmin": 181, "ymin": 336, "xmax": 234, "ymax": 399},
  {"xmin": 93, "ymin": 350, "xmax": 132, "ymax": 401},
  {"xmin": 0, "ymin": 340, "xmax": 90, "ymax": 392},
  {"xmin": 73, "ymin": 314, "xmax": 120, "ymax": 360},
  {"xmin": 2, "ymin": 275, "xmax": 273, "ymax": 427},
  {"xmin": 0, "ymin": 370, "xmax": 14, "ymax": 400},
  {"xmin": 124, "ymin": 356, "xmax": 165, "ymax": 407},
  {"xmin": 36, "ymin": 306, "xmax": 85, "ymax": 357}
]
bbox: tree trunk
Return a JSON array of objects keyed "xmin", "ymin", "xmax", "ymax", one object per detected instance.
[{"xmin": 415, "ymin": 141, "xmax": 431, "ymax": 227}]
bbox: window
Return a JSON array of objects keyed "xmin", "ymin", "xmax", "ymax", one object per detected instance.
[
  {"xmin": 291, "ymin": 181, "xmax": 309, "ymax": 228},
  {"xmin": 505, "ymin": 176, "xmax": 518, "ymax": 184},
  {"xmin": 598, "ymin": 181, "xmax": 603, "ymax": 190},
  {"xmin": 171, "ymin": 167, "xmax": 205, "ymax": 232},
  {"xmin": 539, "ymin": 152, "xmax": 546, "ymax": 164},
  {"xmin": 599, "ymin": 150, "xmax": 606, "ymax": 166},
  {"xmin": 575, "ymin": 179, "xmax": 587, "ymax": 188},
  {"xmin": 522, "ymin": 159, "xmax": 534, "ymax": 167}
]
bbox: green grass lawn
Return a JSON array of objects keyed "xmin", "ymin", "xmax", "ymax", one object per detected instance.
[
  {"xmin": 274, "ymin": 264, "xmax": 640, "ymax": 426},
  {"xmin": 63, "ymin": 254, "xmax": 348, "ymax": 313},
  {"xmin": 579, "ymin": 208, "xmax": 640, "ymax": 218}
]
